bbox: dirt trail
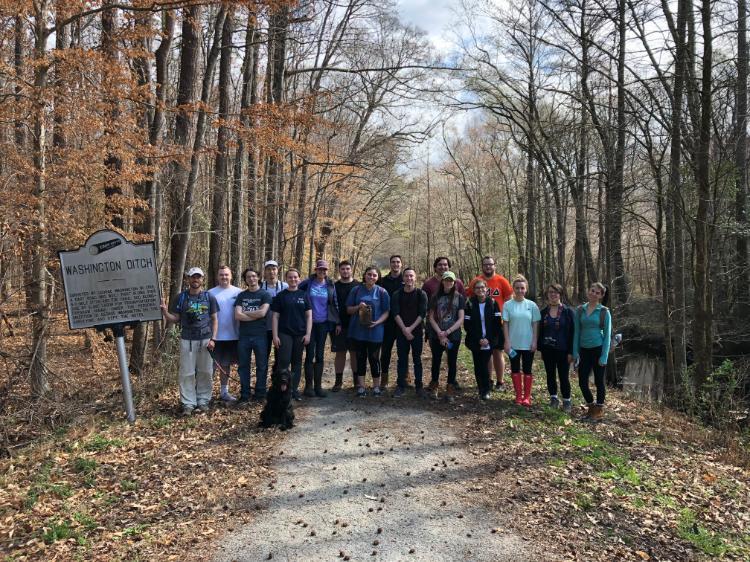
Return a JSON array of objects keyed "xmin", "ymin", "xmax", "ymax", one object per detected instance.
[{"xmin": 215, "ymin": 376, "xmax": 532, "ymax": 562}]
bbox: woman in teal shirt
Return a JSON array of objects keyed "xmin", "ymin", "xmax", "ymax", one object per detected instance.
[{"xmin": 573, "ymin": 282, "xmax": 612, "ymax": 421}]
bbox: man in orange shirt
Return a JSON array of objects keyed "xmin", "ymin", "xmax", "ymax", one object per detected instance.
[{"xmin": 467, "ymin": 256, "xmax": 513, "ymax": 391}]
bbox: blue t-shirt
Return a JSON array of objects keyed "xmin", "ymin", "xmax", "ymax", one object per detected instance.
[
  {"xmin": 260, "ymin": 280, "xmax": 288, "ymax": 331},
  {"xmin": 502, "ymin": 298, "xmax": 541, "ymax": 350},
  {"xmin": 271, "ymin": 289, "xmax": 311, "ymax": 337},
  {"xmin": 308, "ymin": 280, "xmax": 329, "ymax": 323},
  {"xmin": 236, "ymin": 289, "xmax": 272, "ymax": 338},
  {"xmin": 346, "ymin": 284, "xmax": 390, "ymax": 343}
]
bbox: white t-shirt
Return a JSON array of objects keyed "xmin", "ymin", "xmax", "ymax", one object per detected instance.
[
  {"xmin": 478, "ymin": 301, "xmax": 490, "ymax": 349},
  {"xmin": 502, "ymin": 298, "xmax": 541, "ymax": 350},
  {"xmin": 208, "ymin": 285, "xmax": 243, "ymax": 340}
]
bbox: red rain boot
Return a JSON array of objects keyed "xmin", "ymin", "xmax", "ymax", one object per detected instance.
[
  {"xmin": 521, "ymin": 375, "xmax": 533, "ymax": 407},
  {"xmin": 511, "ymin": 372, "xmax": 523, "ymax": 405}
]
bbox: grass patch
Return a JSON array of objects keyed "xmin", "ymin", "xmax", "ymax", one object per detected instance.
[
  {"xmin": 120, "ymin": 479, "xmax": 138, "ymax": 492},
  {"xmin": 547, "ymin": 458, "xmax": 565, "ymax": 467},
  {"xmin": 677, "ymin": 508, "xmax": 728, "ymax": 556},
  {"xmin": 84, "ymin": 434, "xmax": 124, "ymax": 452},
  {"xmin": 73, "ymin": 511, "xmax": 98, "ymax": 531},
  {"xmin": 122, "ymin": 524, "xmax": 148, "ymax": 538},
  {"xmin": 42, "ymin": 518, "xmax": 83, "ymax": 545},
  {"xmin": 655, "ymin": 494, "xmax": 677, "ymax": 509},
  {"xmin": 149, "ymin": 415, "xmax": 172, "ymax": 429},
  {"xmin": 575, "ymin": 492, "xmax": 594, "ymax": 511}
]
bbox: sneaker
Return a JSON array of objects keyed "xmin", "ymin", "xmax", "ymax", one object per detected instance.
[
  {"xmin": 494, "ymin": 382, "xmax": 505, "ymax": 392},
  {"xmin": 416, "ymin": 387, "xmax": 428, "ymax": 399},
  {"xmin": 562, "ymin": 399, "xmax": 572, "ymax": 413},
  {"xmin": 236, "ymin": 396, "xmax": 252, "ymax": 408},
  {"xmin": 393, "ymin": 387, "xmax": 405, "ymax": 398},
  {"xmin": 549, "ymin": 396, "xmax": 560, "ymax": 409},
  {"xmin": 357, "ymin": 387, "xmax": 367, "ymax": 398},
  {"xmin": 221, "ymin": 392, "xmax": 238, "ymax": 404},
  {"xmin": 303, "ymin": 385, "xmax": 315, "ymax": 398},
  {"xmin": 181, "ymin": 406, "xmax": 194, "ymax": 417},
  {"xmin": 481, "ymin": 392, "xmax": 491, "ymax": 400},
  {"xmin": 292, "ymin": 390, "xmax": 302, "ymax": 401},
  {"xmin": 194, "ymin": 403, "xmax": 209, "ymax": 414},
  {"xmin": 372, "ymin": 386, "xmax": 382, "ymax": 397}
]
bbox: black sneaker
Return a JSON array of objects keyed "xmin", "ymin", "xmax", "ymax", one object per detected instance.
[
  {"xmin": 236, "ymin": 397, "xmax": 252, "ymax": 408},
  {"xmin": 494, "ymin": 382, "xmax": 505, "ymax": 392},
  {"xmin": 393, "ymin": 387, "xmax": 405, "ymax": 398},
  {"xmin": 292, "ymin": 390, "xmax": 302, "ymax": 401}
]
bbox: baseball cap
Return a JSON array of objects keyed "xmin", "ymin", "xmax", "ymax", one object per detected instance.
[
  {"xmin": 187, "ymin": 267, "xmax": 204, "ymax": 277},
  {"xmin": 315, "ymin": 259, "xmax": 329, "ymax": 269},
  {"xmin": 264, "ymin": 260, "xmax": 279, "ymax": 268},
  {"xmin": 442, "ymin": 271, "xmax": 456, "ymax": 281}
]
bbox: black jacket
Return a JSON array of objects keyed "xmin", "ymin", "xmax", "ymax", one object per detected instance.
[
  {"xmin": 539, "ymin": 304, "xmax": 575, "ymax": 353},
  {"xmin": 463, "ymin": 297, "xmax": 502, "ymax": 352}
]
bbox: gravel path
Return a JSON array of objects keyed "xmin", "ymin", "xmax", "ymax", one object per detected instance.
[{"xmin": 216, "ymin": 379, "xmax": 531, "ymax": 562}]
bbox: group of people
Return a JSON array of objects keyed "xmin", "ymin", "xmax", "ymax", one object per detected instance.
[{"xmin": 160, "ymin": 255, "xmax": 612, "ymax": 422}]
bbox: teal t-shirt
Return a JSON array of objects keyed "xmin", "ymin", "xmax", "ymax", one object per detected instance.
[
  {"xmin": 573, "ymin": 303, "xmax": 612, "ymax": 363},
  {"xmin": 502, "ymin": 298, "xmax": 541, "ymax": 350}
]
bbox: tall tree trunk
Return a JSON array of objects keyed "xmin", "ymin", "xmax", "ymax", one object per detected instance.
[
  {"xmin": 168, "ymin": 6, "xmax": 203, "ymax": 301},
  {"xmin": 294, "ymin": 161, "xmax": 309, "ymax": 265},
  {"xmin": 692, "ymin": 0, "xmax": 713, "ymax": 386},
  {"xmin": 232, "ymin": 14, "xmax": 257, "ymax": 276},
  {"xmin": 208, "ymin": 8, "xmax": 234, "ymax": 283},
  {"xmin": 736, "ymin": 0, "xmax": 749, "ymax": 311},
  {"xmin": 666, "ymin": 0, "xmax": 689, "ymax": 383},
  {"xmin": 30, "ymin": 3, "xmax": 50, "ymax": 396},
  {"xmin": 102, "ymin": 7, "xmax": 124, "ymax": 230}
]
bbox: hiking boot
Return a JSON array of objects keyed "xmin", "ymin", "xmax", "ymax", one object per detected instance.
[
  {"xmin": 562, "ymin": 399, "xmax": 572, "ymax": 413},
  {"xmin": 589, "ymin": 404, "xmax": 604, "ymax": 422},
  {"xmin": 445, "ymin": 384, "xmax": 456, "ymax": 403},
  {"xmin": 357, "ymin": 387, "xmax": 367, "ymax": 398},
  {"xmin": 549, "ymin": 396, "xmax": 560, "ymax": 409},
  {"xmin": 581, "ymin": 403, "xmax": 594, "ymax": 420},
  {"xmin": 303, "ymin": 365, "xmax": 315, "ymax": 397},
  {"xmin": 181, "ymin": 406, "xmax": 194, "ymax": 417},
  {"xmin": 331, "ymin": 373, "xmax": 343, "ymax": 392},
  {"xmin": 428, "ymin": 381, "xmax": 439, "ymax": 400},
  {"xmin": 393, "ymin": 386, "xmax": 405, "ymax": 398},
  {"xmin": 313, "ymin": 363, "xmax": 327, "ymax": 397},
  {"xmin": 194, "ymin": 403, "xmax": 209, "ymax": 414}
]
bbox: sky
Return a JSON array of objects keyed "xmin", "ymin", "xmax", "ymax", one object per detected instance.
[{"xmin": 397, "ymin": 0, "xmax": 460, "ymax": 53}]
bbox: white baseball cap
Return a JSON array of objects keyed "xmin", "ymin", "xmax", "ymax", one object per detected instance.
[
  {"xmin": 264, "ymin": 260, "xmax": 279, "ymax": 268},
  {"xmin": 187, "ymin": 267, "xmax": 205, "ymax": 277}
]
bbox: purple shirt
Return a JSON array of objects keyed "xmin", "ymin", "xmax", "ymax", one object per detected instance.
[{"xmin": 309, "ymin": 280, "xmax": 329, "ymax": 323}]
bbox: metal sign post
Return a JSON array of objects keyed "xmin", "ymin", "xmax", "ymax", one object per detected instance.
[
  {"xmin": 59, "ymin": 230, "xmax": 162, "ymax": 423},
  {"xmin": 110, "ymin": 323, "xmax": 136, "ymax": 422}
]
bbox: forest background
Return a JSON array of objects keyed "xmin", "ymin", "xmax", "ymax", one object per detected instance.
[{"xmin": 0, "ymin": 0, "xmax": 749, "ymax": 443}]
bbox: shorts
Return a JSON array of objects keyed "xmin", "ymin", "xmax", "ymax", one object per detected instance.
[
  {"xmin": 330, "ymin": 330, "xmax": 355, "ymax": 353},
  {"xmin": 212, "ymin": 340, "xmax": 238, "ymax": 366},
  {"xmin": 492, "ymin": 329, "xmax": 505, "ymax": 350}
]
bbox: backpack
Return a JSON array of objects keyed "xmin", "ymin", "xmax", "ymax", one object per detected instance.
[{"xmin": 177, "ymin": 290, "xmax": 210, "ymax": 325}]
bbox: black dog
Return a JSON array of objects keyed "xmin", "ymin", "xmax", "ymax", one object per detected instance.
[{"xmin": 259, "ymin": 368, "xmax": 295, "ymax": 430}]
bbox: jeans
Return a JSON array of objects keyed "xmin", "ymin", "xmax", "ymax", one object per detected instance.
[
  {"xmin": 277, "ymin": 332, "xmax": 305, "ymax": 393},
  {"xmin": 542, "ymin": 349, "xmax": 571, "ymax": 399},
  {"xmin": 578, "ymin": 346, "xmax": 606, "ymax": 404},
  {"xmin": 380, "ymin": 320, "xmax": 397, "ymax": 375},
  {"xmin": 510, "ymin": 350, "xmax": 535, "ymax": 374},
  {"xmin": 429, "ymin": 338, "xmax": 459, "ymax": 385},
  {"xmin": 396, "ymin": 331, "xmax": 424, "ymax": 389},
  {"xmin": 304, "ymin": 322, "xmax": 330, "ymax": 369},
  {"xmin": 238, "ymin": 333, "xmax": 269, "ymax": 399},
  {"xmin": 178, "ymin": 338, "xmax": 213, "ymax": 408},
  {"xmin": 354, "ymin": 339, "xmax": 381, "ymax": 381},
  {"xmin": 471, "ymin": 349, "xmax": 492, "ymax": 395}
]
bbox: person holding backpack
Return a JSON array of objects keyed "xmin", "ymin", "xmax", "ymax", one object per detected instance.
[
  {"xmin": 391, "ymin": 267, "xmax": 428, "ymax": 398},
  {"xmin": 346, "ymin": 266, "xmax": 391, "ymax": 398},
  {"xmin": 161, "ymin": 267, "xmax": 219, "ymax": 416},
  {"xmin": 539, "ymin": 283, "xmax": 575, "ymax": 412},
  {"xmin": 427, "ymin": 271, "xmax": 466, "ymax": 402},
  {"xmin": 464, "ymin": 279, "xmax": 503, "ymax": 400},
  {"xmin": 573, "ymin": 282, "xmax": 612, "ymax": 421}
]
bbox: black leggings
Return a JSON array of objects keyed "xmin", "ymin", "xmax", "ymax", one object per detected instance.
[
  {"xmin": 354, "ymin": 340, "xmax": 381, "ymax": 381},
  {"xmin": 578, "ymin": 346, "xmax": 606, "ymax": 404},
  {"xmin": 471, "ymin": 349, "xmax": 492, "ymax": 395},
  {"xmin": 510, "ymin": 350, "xmax": 534, "ymax": 374},
  {"xmin": 541, "ymin": 349, "xmax": 571, "ymax": 399},
  {"xmin": 429, "ymin": 338, "xmax": 460, "ymax": 385}
]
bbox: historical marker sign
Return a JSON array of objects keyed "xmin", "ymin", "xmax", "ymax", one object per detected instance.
[{"xmin": 59, "ymin": 230, "xmax": 162, "ymax": 329}]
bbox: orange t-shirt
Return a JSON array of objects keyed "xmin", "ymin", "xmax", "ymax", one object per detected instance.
[{"xmin": 467, "ymin": 274, "xmax": 513, "ymax": 311}]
